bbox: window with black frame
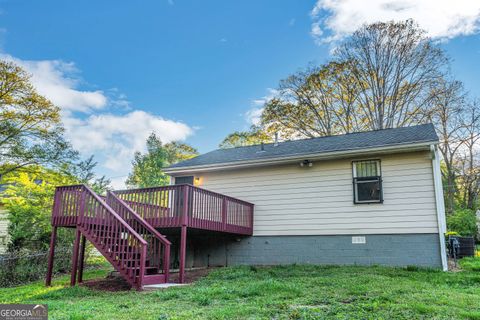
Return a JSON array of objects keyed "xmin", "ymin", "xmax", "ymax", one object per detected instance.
[{"xmin": 352, "ymin": 160, "xmax": 383, "ymax": 204}]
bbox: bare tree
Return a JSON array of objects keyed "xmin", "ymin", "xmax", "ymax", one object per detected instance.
[
  {"xmin": 261, "ymin": 62, "xmax": 364, "ymax": 139},
  {"xmin": 456, "ymin": 100, "xmax": 480, "ymax": 209},
  {"xmin": 428, "ymin": 79, "xmax": 466, "ymax": 213},
  {"xmin": 333, "ymin": 20, "xmax": 447, "ymax": 130},
  {"xmin": 221, "ymin": 20, "xmax": 480, "ymax": 213},
  {"xmin": 261, "ymin": 67, "xmax": 337, "ymax": 139},
  {"xmin": 260, "ymin": 20, "xmax": 448, "ymax": 140},
  {"xmin": 308, "ymin": 61, "xmax": 364, "ymax": 134}
]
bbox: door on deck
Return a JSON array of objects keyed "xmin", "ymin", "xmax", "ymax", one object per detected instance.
[
  {"xmin": 174, "ymin": 176, "xmax": 194, "ymax": 185},
  {"xmin": 174, "ymin": 176, "xmax": 194, "ymax": 219}
]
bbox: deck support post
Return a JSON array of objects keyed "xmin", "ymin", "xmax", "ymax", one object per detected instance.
[
  {"xmin": 45, "ymin": 226, "xmax": 57, "ymax": 286},
  {"xmin": 179, "ymin": 185, "xmax": 189, "ymax": 284},
  {"xmin": 77, "ymin": 235, "xmax": 86, "ymax": 283},
  {"xmin": 163, "ymin": 243, "xmax": 170, "ymax": 283},
  {"xmin": 70, "ymin": 228, "xmax": 81, "ymax": 286},
  {"xmin": 179, "ymin": 225, "xmax": 187, "ymax": 283}
]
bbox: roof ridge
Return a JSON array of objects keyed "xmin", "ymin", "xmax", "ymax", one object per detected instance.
[
  {"xmin": 166, "ymin": 123, "xmax": 438, "ymax": 170},
  {"xmin": 222, "ymin": 123, "xmax": 434, "ymax": 150}
]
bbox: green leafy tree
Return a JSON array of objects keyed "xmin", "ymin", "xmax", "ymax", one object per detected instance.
[
  {"xmin": 164, "ymin": 141, "xmax": 199, "ymax": 164},
  {"xmin": 126, "ymin": 133, "xmax": 198, "ymax": 188},
  {"xmin": 2, "ymin": 166, "xmax": 78, "ymax": 251},
  {"xmin": 0, "ymin": 60, "xmax": 77, "ymax": 176},
  {"xmin": 2, "ymin": 156, "xmax": 110, "ymax": 251},
  {"xmin": 219, "ymin": 127, "xmax": 273, "ymax": 148},
  {"xmin": 447, "ymin": 208, "xmax": 478, "ymax": 237}
]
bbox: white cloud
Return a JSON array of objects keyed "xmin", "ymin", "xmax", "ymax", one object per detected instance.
[
  {"xmin": 0, "ymin": 54, "xmax": 108, "ymax": 113},
  {"xmin": 246, "ymin": 88, "xmax": 278, "ymax": 126},
  {"xmin": 311, "ymin": 22, "xmax": 323, "ymax": 39},
  {"xmin": 64, "ymin": 110, "xmax": 193, "ymax": 172},
  {"xmin": 1, "ymin": 53, "xmax": 194, "ymax": 188},
  {"xmin": 245, "ymin": 107, "xmax": 263, "ymax": 126},
  {"xmin": 251, "ymin": 88, "xmax": 278, "ymax": 107},
  {"xmin": 311, "ymin": 0, "xmax": 480, "ymax": 44},
  {"xmin": 110, "ymin": 176, "xmax": 129, "ymax": 190}
]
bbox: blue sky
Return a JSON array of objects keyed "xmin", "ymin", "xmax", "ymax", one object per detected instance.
[{"xmin": 1, "ymin": 0, "xmax": 480, "ymax": 187}]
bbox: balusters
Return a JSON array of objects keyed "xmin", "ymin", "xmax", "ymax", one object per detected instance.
[{"xmin": 104, "ymin": 184, "xmax": 254, "ymax": 234}]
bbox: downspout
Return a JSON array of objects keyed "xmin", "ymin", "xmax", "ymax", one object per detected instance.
[{"xmin": 431, "ymin": 144, "xmax": 448, "ymax": 271}]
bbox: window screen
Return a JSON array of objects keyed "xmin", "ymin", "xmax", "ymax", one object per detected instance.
[{"xmin": 354, "ymin": 160, "xmax": 379, "ymax": 177}]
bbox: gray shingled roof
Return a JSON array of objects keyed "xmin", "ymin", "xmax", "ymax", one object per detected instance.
[{"xmin": 167, "ymin": 123, "xmax": 438, "ymax": 169}]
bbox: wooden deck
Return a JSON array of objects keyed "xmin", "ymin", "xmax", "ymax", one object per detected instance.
[
  {"xmin": 52, "ymin": 184, "xmax": 254, "ymax": 235},
  {"xmin": 47, "ymin": 184, "xmax": 254, "ymax": 289}
]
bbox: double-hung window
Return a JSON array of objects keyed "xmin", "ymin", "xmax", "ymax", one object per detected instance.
[{"xmin": 352, "ymin": 160, "xmax": 383, "ymax": 204}]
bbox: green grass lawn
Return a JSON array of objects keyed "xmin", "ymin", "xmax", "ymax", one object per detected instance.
[{"xmin": 1, "ymin": 263, "xmax": 480, "ymax": 320}]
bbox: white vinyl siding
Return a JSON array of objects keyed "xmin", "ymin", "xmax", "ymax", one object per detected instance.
[
  {"xmin": 0, "ymin": 207, "xmax": 9, "ymax": 253},
  {"xmin": 196, "ymin": 150, "xmax": 438, "ymax": 236}
]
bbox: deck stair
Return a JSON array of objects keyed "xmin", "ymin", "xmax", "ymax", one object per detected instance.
[{"xmin": 45, "ymin": 185, "xmax": 171, "ymax": 290}]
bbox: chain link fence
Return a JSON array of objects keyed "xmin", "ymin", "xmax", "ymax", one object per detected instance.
[{"xmin": 0, "ymin": 248, "xmax": 72, "ymax": 287}]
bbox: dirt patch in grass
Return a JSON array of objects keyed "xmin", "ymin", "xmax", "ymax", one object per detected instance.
[
  {"xmin": 81, "ymin": 274, "xmax": 132, "ymax": 292},
  {"xmin": 448, "ymin": 259, "xmax": 463, "ymax": 272},
  {"xmin": 80, "ymin": 268, "xmax": 214, "ymax": 292}
]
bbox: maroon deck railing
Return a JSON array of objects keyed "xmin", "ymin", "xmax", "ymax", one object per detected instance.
[
  {"xmin": 106, "ymin": 191, "xmax": 171, "ymax": 282},
  {"xmin": 52, "ymin": 185, "xmax": 150, "ymax": 289},
  {"xmin": 52, "ymin": 185, "xmax": 83, "ymax": 227},
  {"xmin": 114, "ymin": 184, "xmax": 254, "ymax": 235}
]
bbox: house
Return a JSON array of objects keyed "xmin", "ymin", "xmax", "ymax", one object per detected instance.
[
  {"xmin": 0, "ymin": 205, "xmax": 8, "ymax": 254},
  {"xmin": 0, "ymin": 184, "xmax": 10, "ymax": 254},
  {"xmin": 46, "ymin": 123, "xmax": 447, "ymax": 291},
  {"xmin": 163, "ymin": 123, "xmax": 447, "ymax": 271}
]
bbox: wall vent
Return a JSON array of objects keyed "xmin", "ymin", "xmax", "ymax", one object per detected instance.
[{"xmin": 352, "ymin": 236, "xmax": 366, "ymax": 244}]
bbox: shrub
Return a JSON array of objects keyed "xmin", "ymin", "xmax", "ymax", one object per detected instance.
[
  {"xmin": 446, "ymin": 231, "xmax": 459, "ymax": 237},
  {"xmin": 447, "ymin": 209, "xmax": 478, "ymax": 237}
]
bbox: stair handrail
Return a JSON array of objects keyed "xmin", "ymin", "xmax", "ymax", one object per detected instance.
[
  {"xmin": 81, "ymin": 185, "xmax": 147, "ymax": 246},
  {"xmin": 107, "ymin": 191, "xmax": 171, "ymax": 281},
  {"xmin": 52, "ymin": 184, "xmax": 149, "ymax": 243},
  {"xmin": 107, "ymin": 191, "xmax": 171, "ymax": 245},
  {"xmin": 76, "ymin": 185, "xmax": 148, "ymax": 289}
]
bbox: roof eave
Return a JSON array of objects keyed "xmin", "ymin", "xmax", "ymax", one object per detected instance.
[{"xmin": 163, "ymin": 140, "xmax": 438, "ymax": 175}]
